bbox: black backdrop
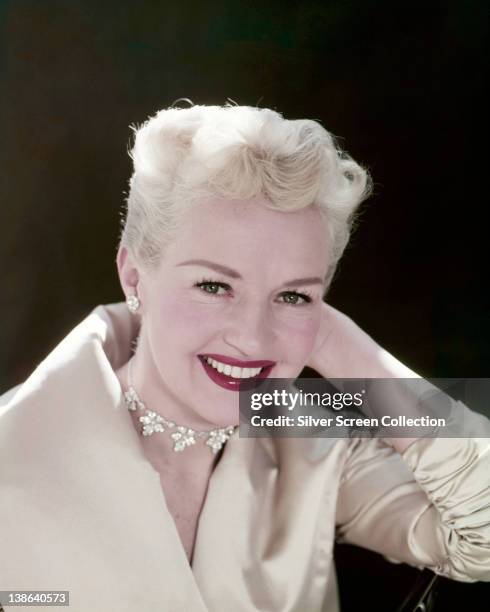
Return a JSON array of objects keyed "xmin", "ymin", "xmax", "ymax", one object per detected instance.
[{"xmin": 1, "ymin": 1, "xmax": 488, "ymax": 609}]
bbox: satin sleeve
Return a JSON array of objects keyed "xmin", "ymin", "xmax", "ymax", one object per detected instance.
[{"xmin": 335, "ymin": 404, "xmax": 490, "ymax": 582}]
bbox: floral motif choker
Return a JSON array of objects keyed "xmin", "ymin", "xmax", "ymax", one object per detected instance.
[{"xmin": 123, "ymin": 359, "xmax": 237, "ymax": 454}]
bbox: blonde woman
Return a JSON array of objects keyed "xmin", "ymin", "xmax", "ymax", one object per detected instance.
[{"xmin": 1, "ymin": 104, "xmax": 488, "ymax": 612}]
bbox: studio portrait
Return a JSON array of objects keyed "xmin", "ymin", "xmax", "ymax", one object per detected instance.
[{"xmin": 1, "ymin": 2, "xmax": 489, "ymax": 611}]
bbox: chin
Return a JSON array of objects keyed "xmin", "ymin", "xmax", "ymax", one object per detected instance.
[
  {"xmin": 190, "ymin": 387, "xmax": 240, "ymax": 427},
  {"xmin": 202, "ymin": 405, "xmax": 240, "ymax": 428},
  {"xmin": 279, "ymin": 365, "xmax": 305, "ymax": 380}
]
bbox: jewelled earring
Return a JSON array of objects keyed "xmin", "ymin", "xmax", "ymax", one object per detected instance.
[{"xmin": 126, "ymin": 294, "xmax": 140, "ymax": 313}]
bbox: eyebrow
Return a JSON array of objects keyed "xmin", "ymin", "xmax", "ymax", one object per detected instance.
[{"xmin": 176, "ymin": 259, "xmax": 325, "ymax": 288}]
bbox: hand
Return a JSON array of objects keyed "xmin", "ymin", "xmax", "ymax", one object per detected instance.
[
  {"xmin": 307, "ymin": 302, "xmax": 420, "ymax": 379},
  {"xmin": 307, "ymin": 302, "xmax": 362, "ymax": 377},
  {"xmin": 308, "ymin": 302, "xmax": 421, "ymax": 453}
]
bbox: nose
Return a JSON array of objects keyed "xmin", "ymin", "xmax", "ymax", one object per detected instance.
[{"xmin": 222, "ymin": 297, "xmax": 276, "ymax": 358}]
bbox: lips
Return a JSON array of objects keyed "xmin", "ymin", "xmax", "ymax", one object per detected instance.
[{"xmin": 198, "ymin": 354, "xmax": 276, "ymax": 391}]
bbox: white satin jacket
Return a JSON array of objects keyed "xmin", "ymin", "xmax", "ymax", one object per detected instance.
[{"xmin": 1, "ymin": 303, "xmax": 489, "ymax": 612}]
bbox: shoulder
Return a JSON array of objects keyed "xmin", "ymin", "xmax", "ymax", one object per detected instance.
[
  {"xmin": 0, "ymin": 383, "xmax": 23, "ymax": 406},
  {"xmin": 0, "ymin": 382, "xmax": 24, "ymax": 422},
  {"xmin": 0, "ymin": 303, "xmax": 130, "ymax": 436}
]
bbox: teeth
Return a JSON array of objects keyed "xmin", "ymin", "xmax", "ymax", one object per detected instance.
[{"xmin": 205, "ymin": 357, "xmax": 264, "ymax": 379}]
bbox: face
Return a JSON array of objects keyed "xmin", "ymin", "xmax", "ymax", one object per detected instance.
[{"xmin": 122, "ymin": 196, "xmax": 330, "ymax": 428}]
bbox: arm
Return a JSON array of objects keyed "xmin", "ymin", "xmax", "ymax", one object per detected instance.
[
  {"xmin": 336, "ymin": 434, "xmax": 490, "ymax": 582},
  {"xmin": 309, "ymin": 303, "xmax": 426, "ymax": 452},
  {"xmin": 308, "ymin": 302, "xmax": 490, "ymax": 581}
]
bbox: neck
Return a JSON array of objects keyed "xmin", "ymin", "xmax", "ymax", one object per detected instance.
[{"xmin": 115, "ymin": 340, "xmax": 235, "ymax": 476}]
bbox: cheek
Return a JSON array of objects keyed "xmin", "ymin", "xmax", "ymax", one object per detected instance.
[
  {"xmin": 276, "ymin": 311, "xmax": 322, "ymax": 360},
  {"xmin": 154, "ymin": 299, "xmax": 223, "ymax": 347}
]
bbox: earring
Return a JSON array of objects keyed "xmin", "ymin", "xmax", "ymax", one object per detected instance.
[{"xmin": 126, "ymin": 294, "xmax": 140, "ymax": 313}]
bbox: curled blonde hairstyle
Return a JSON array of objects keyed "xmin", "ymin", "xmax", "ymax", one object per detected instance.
[{"xmin": 119, "ymin": 103, "xmax": 371, "ymax": 286}]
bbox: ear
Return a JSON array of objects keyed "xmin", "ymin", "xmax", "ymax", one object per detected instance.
[{"xmin": 116, "ymin": 246, "xmax": 140, "ymax": 299}]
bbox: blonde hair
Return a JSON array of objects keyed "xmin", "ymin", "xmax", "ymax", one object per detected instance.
[{"xmin": 119, "ymin": 103, "xmax": 371, "ymax": 286}]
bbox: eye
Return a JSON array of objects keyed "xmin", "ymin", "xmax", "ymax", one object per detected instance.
[
  {"xmin": 278, "ymin": 291, "xmax": 313, "ymax": 306},
  {"xmin": 194, "ymin": 279, "xmax": 232, "ymax": 296}
]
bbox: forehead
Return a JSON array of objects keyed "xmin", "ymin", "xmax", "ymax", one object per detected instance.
[{"xmin": 165, "ymin": 196, "xmax": 330, "ymax": 274}]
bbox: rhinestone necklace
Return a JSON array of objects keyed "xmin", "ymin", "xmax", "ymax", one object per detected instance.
[{"xmin": 123, "ymin": 358, "xmax": 237, "ymax": 454}]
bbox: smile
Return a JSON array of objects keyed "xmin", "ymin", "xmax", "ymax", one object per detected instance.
[{"xmin": 198, "ymin": 354, "xmax": 276, "ymax": 391}]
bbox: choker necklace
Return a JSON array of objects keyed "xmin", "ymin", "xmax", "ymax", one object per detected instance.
[{"xmin": 123, "ymin": 359, "xmax": 237, "ymax": 454}]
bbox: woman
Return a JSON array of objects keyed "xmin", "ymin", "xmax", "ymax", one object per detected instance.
[{"xmin": 1, "ymin": 104, "xmax": 489, "ymax": 612}]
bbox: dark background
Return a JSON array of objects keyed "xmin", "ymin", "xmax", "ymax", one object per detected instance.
[{"xmin": 1, "ymin": 1, "xmax": 488, "ymax": 610}]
